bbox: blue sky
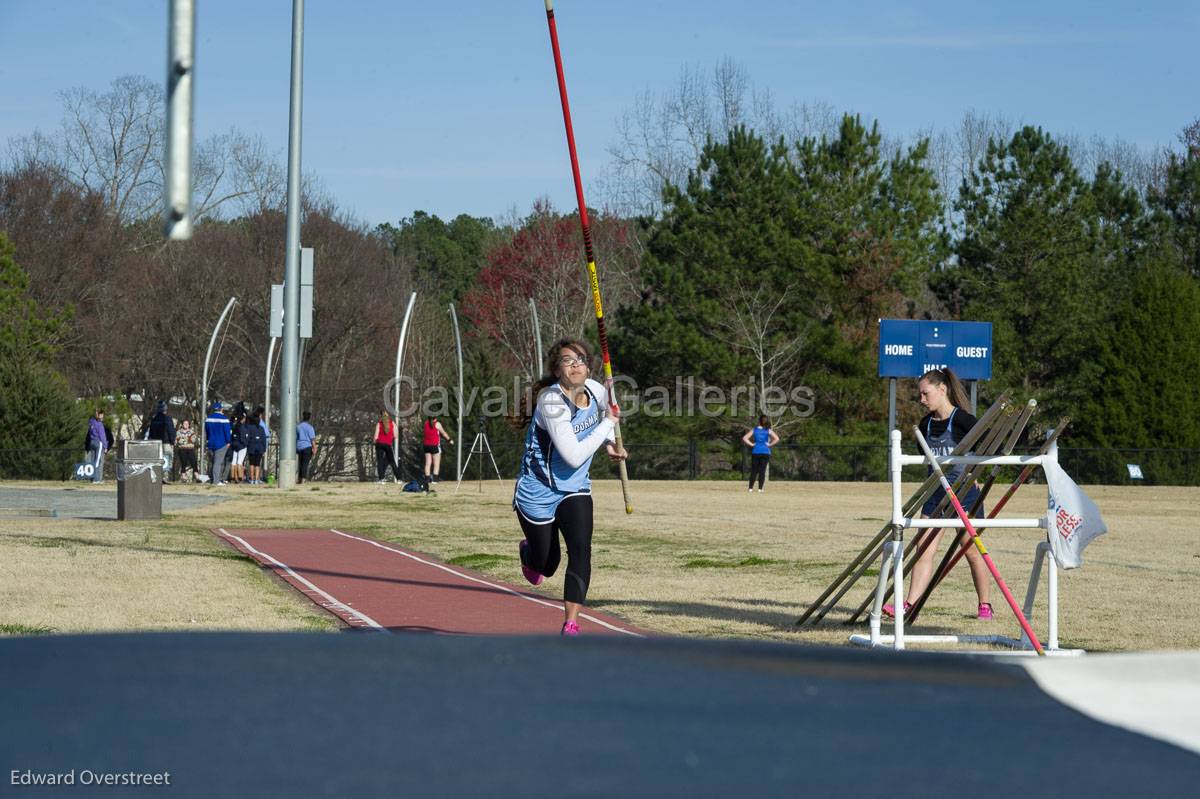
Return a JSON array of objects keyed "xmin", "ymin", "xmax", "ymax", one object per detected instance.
[{"xmin": 1, "ymin": 1, "xmax": 1195, "ymax": 227}]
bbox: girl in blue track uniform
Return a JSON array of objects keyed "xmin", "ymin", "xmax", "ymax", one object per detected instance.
[{"xmin": 514, "ymin": 339, "xmax": 627, "ymax": 636}]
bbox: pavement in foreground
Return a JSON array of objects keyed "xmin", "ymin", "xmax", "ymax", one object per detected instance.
[{"xmin": 2, "ymin": 633, "xmax": 1198, "ymax": 797}]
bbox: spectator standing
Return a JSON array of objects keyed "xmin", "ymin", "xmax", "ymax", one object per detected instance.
[
  {"xmin": 146, "ymin": 400, "xmax": 177, "ymax": 482},
  {"xmin": 205, "ymin": 402, "xmax": 232, "ymax": 486},
  {"xmin": 175, "ymin": 419, "xmax": 198, "ymax": 482},
  {"xmin": 297, "ymin": 411, "xmax": 317, "ymax": 484},
  {"xmin": 229, "ymin": 410, "xmax": 248, "ymax": 484},
  {"xmin": 85, "ymin": 409, "xmax": 108, "ymax": 483},
  {"xmin": 244, "ymin": 412, "xmax": 267, "ymax": 484},
  {"xmin": 255, "ymin": 405, "xmax": 272, "ymax": 480},
  {"xmin": 374, "ymin": 411, "xmax": 401, "ymax": 483}
]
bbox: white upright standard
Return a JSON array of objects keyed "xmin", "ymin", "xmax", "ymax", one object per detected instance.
[{"xmin": 849, "ymin": 429, "xmax": 1083, "ymax": 656}]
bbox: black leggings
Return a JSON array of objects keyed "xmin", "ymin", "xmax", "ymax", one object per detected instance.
[
  {"xmin": 749, "ymin": 454, "xmax": 770, "ymax": 489},
  {"xmin": 375, "ymin": 443, "xmax": 400, "ymax": 480},
  {"xmin": 517, "ymin": 494, "xmax": 593, "ymax": 604}
]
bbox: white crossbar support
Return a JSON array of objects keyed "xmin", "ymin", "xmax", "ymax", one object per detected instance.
[
  {"xmin": 903, "ymin": 517, "xmax": 1047, "ymax": 529},
  {"xmin": 896, "ymin": 453, "xmax": 1050, "ymax": 467},
  {"xmin": 860, "ymin": 429, "xmax": 1079, "ymax": 654}
]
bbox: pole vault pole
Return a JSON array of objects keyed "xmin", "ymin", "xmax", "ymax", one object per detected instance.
[
  {"xmin": 543, "ymin": 0, "xmax": 632, "ymax": 514},
  {"xmin": 913, "ymin": 425, "xmax": 1045, "ymax": 656}
]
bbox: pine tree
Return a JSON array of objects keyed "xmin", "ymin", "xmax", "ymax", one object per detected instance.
[{"xmin": 0, "ymin": 232, "xmax": 85, "ymax": 478}]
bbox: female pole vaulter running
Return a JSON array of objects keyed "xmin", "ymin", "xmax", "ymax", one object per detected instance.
[{"xmin": 513, "ymin": 339, "xmax": 627, "ymax": 636}]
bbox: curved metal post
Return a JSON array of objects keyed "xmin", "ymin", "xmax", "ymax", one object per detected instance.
[
  {"xmin": 200, "ymin": 297, "xmax": 237, "ymax": 476},
  {"xmin": 392, "ymin": 292, "xmax": 417, "ymax": 465},
  {"xmin": 529, "ymin": 297, "xmax": 543, "ymax": 380},
  {"xmin": 449, "ymin": 303, "xmax": 464, "ymax": 481}
]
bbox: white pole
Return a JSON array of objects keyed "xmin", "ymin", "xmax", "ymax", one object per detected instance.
[
  {"xmin": 164, "ymin": 0, "xmax": 195, "ymax": 240},
  {"xmin": 449, "ymin": 303, "xmax": 464, "ymax": 482},
  {"xmin": 264, "ymin": 336, "xmax": 278, "ymax": 427},
  {"xmin": 200, "ymin": 297, "xmax": 237, "ymax": 477},
  {"xmin": 529, "ymin": 297, "xmax": 543, "ymax": 380},
  {"xmin": 277, "ymin": 0, "xmax": 306, "ymax": 490},
  {"xmin": 393, "ymin": 292, "xmax": 417, "ymax": 416},
  {"xmin": 392, "ymin": 292, "xmax": 417, "ymax": 465}
]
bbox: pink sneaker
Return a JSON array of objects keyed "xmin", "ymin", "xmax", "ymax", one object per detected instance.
[
  {"xmin": 518, "ymin": 540, "xmax": 544, "ymax": 586},
  {"xmin": 978, "ymin": 602, "xmax": 994, "ymax": 620},
  {"xmin": 881, "ymin": 601, "xmax": 912, "ymax": 618},
  {"xmin": 561, "ymin": 620, "xmax": 580, "ymax": 636}
]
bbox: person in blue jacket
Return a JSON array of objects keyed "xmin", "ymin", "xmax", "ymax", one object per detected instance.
[
  {"xmin": 742, "ymin": 415, "xmax": 780, "ymax": 493},
  {"xmin": 204, "ymin": 402, "xmax": 232, "ymax": 486}
]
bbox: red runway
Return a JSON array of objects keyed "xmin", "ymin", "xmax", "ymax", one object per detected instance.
[{"xmin": 214, "ymin": 528, "xmax": 647, "ymax": 637}]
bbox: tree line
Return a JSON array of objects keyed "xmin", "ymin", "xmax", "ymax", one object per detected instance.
[{"xmin": 1, "ymin": 70, "xmax": 1196, "ymax": 482}]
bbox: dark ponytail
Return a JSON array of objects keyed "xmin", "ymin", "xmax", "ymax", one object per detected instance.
[
  {"xmin": 920, "ymin": 367, "xmax": 971, "ymax": 410},
  {"xmin": 513, "ymin": 338, "xmax": 592, "ymax": 426}
]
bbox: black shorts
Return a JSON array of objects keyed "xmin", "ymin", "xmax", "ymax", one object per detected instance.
[
  {"xmin": 423, "ymin": 444, "xmax": 440, "ymax": 455},
  {"xmin": 247, "ymin": 453, "xmax": 263, "ymax": 467}
]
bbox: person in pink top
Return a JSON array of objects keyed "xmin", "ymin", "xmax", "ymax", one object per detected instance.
[
  {"xmin": 422, "ymin": 416, "xmax": 453, "ymax": 492},
  {"xmin": 374, "ymin": 410, "xmax": 401, "ymax": 484}
]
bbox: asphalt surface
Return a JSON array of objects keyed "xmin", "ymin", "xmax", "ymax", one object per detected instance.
[
  {"xmin": 0, "ymin": 486, "xmax": 226, "ymax": 520},
  {"xmin": 3, "ymin": 633, "xmax": 1197, "ymax": 797}
]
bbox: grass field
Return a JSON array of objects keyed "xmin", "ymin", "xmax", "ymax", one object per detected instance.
[{"xmin": 0, "ymin": 479, "xmax": 1196, "ymax": 652}]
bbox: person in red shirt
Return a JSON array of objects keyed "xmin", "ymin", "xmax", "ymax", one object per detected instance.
[
  {"xmin": 422, "ymin": 416, "xmax": 453, "ymax": 492},
  {"xmin": 374, "ymin": 411, "xmax": 401, "ymax": 484}
]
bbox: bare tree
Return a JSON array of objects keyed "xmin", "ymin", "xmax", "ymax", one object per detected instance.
[{"xmin": 601, "ymin": 58, "xmax": 840, "ymax": 217}]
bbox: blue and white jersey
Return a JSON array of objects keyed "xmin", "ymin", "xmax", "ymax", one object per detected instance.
[
  {"xmin": 514, "ymin": 378, "xmax": 615, "ymax": 522},
  {"xmin": 751, "ymin": 427, "xmax": 772, "ymax": 455}
]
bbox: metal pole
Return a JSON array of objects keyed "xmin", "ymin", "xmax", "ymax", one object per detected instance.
[
  {"xmin": 200, "ymin": 297, "xmax": 237, "ymax": 477},
  {"xmin": 449, "ymin": 303, "xmax": 464, "ymax": 482},
  {"xmin": 277, "ymin": 0, "xmax": 305, "ymax": 490},
  {"xmin": 529, "ymin": 297, "xmax": 543, "ymax": 380},
  {"xmin": 164, "ymin": 0, "xmax": 195, "ymax": 240},
  {"xmin": 264, "ymin": 336, "xmax": 278, "ymax": 431},
  {"xmin": 392, "ymin": 292, "xmax": 417, "ymax": 468},
  {"xmin": 264, "ymin": 335, "xmax": 277, "ymax": 481},
  {"xmin": 393, "ymin": 293, "xmax": 417, "ymax": 417},
  {"xmin": 887, "ymin": 378, "xmax": 897, "ymax": 437},
  {"xmin": 970, "ymin": 381, "xmax": 978, "ymax": 415}
]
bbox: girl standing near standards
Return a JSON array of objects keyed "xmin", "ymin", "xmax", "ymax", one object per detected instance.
[
  {"xmin": 884, "ymin": 367, "xmax": 994, "ymax": 620},
  {"xmin": 421, "ymin": 416, "xmax": 453, "ymax": 492},
  {"xmin": 513, "ymin": 339, "xmax": 627, "ymax": 636},
  {"xmin": 742, "ymin": 415, "xmax": 780, "ymax": 493}
]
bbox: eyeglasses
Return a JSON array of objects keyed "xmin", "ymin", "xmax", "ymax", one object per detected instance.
[{"xmin": 557, "ymin": 356, "xmax": 587, "ymax": 368}]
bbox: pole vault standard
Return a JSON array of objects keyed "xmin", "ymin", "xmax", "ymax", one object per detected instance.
[
  {"xmin": 913, "ymin": 425, "xmax": 1045, "ymax": 656},
  {"xmin": 895, "ymin": 400, "xmax": 1039, "ymax": 624},
  {"xmin": 907, "ymin": 416, "xmax": 1070, "ymax": 624},
  {"xmin": 795, "ymin": 395, "xmax": 1011, "ymax": 627},
  {"xmin": 844, "ymin": 403, "xmax": 1023, "ymax": 625},
  {"xmin": 543, "ymin": 0, "xmax": 632, "ymax": 514}
]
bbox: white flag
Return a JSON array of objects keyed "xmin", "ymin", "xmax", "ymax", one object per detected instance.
[{"xmin": 1044, "ymin": 459, "xmax": 1109, "ymax": 569}]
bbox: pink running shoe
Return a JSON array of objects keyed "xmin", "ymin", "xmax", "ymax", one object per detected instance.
[
  {"xmin": 561, "ymin": 620, "xmax": 580, "ymax": 636},
  {"xmin": 881, "ymin": 601, "xmax": 912, "ymax": 618},
  {"xmin": 518, "ymin": 539, "xmax": 544, "ymax": 586},
  {"xmin": 977, "ymin": 602, "xmax": 994, "ymax": 620}
]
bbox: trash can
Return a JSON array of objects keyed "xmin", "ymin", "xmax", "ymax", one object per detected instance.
[{"xmin": 117, "ymin": 440, "xmax": 164, "ymax": 521}]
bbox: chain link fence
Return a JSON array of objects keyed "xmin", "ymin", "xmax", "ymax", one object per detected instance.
[{"xmin": 3, "ymin": 442, "xmax": 1196, "ymax": 486}]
